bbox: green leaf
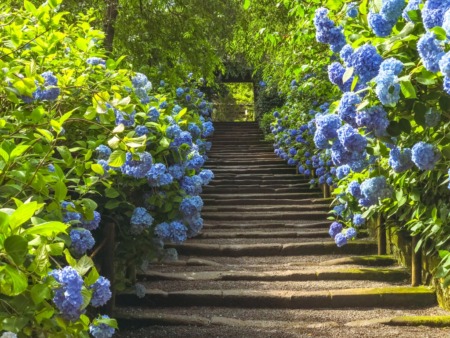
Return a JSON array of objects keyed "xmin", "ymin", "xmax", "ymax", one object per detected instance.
[
  {"xmin": 91, "ymin": 163, "xmax": 105, "ymax": 176},
  {"xmin": 54, "ymin": 181, "xmax": 68, "ymax": 202},
  {"xmin": 23, "ymin": 221, "xmax": 68, "ymax": 236},
  {"xmin": 441, "ymin": 145, "xmax": 450, "ymax": 160},
  {"xmin": 108, "ymin": 150, "xmax": 126, "ymax": 168},
  {"xmin": 243, "ymin": 0, "xmax": 251, "ymax": 10},
  {"xmin": 75, "ymin": 255, "xmax": 94, "ymax": 276},
  {"xmin": 10, "ymin": 145, "xmax": 30, "ymax": 160},
  {"xmin": 24, "ymin": 0, "xmax": 37, "ymax": 14},
  {"xmin": 342, "ymin": 67, "xmax": 354, "ymax": 85},
  {"xmin": 414, "ymin": 102, "xmax": 427, "ymax": 126},
  {"xmin": 400, "ymin": 80, "xmax": 417, "ymax": 99},
  {"xmin": 0, "ymin": 265, "xmax": 28, "ymax": 296},
  {"xmin": 105, "ymin": 187, "xmax": 120, "ymax": 198},
  {"xmin": 31, "ymin": 284, "xmax": 51, "ymax": 305},
  {"xmin": 85, "ymin": 267, "xmax": 100, "ymax": 286},
  {"xmin": 398, "ymin": 118, "xmax": 411, "ymax": 134},
  {"xmin": 9, "ymin": 202, "xmax": 39, "ymax": 230},
  {"xmin": 5, "ymin": 235, "xmax": 28, "ymax": 265}
]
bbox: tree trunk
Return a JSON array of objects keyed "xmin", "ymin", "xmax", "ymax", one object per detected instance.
[{"xmin": 104, "ymin": 0, "xmax": 119, "ymax": 52}]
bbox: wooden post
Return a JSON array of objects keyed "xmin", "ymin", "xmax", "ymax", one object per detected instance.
[
  {"xmin": 411, "ymin": 235, "xmax": 422, "ymax": 286},
  {"xmin": 323, "ymin": 184, "xmax": 331, "ymax": 198},
  {"xmin": 377, "ymin": 216, "xmax": 386, "ymax": 255},
  {"xmin": 101, "ymin": 222, "xmax": 116, "ymax": 315}
]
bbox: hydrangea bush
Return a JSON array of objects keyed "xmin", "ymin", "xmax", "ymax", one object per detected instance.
[{"xmin": 0, "ymin": 0, "xmax": 213, "ymax": 335}]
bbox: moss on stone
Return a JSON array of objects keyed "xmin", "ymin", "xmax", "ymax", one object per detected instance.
[{"xmin": 388, "ymin": 316, "xmax": 450, "ymax": 327}]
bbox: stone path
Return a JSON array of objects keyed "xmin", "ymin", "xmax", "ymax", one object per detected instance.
[{"xmin": 115, "ymin": 122, "xmax": 450, "ymax": 337}]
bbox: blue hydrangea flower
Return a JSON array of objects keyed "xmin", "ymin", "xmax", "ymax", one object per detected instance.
[
  {"xmin": 121, "ymin": 152, "xmax": 153, "ymax": 179},
  {"xmin": 315, "ymin": 114, "xmax": 342, "ymax": 139},
  {"xmin": 80, "ymin": 211, "xmax": 101, "ymax": 231},
  {"xmin": 345, "ymin": 227, "xmax": 357, "ymax": 239},
  {"xmin": 403, "ymin": 0, "xmax": 422, "ymax": 21},
  {"xmin": 188, "ymin": 123, "xmax": 201, "ymax": 139},
  {"xmin": 314, "ymin": 8, "xmax": 346, "ymax": 52},
  {"xmin": 70, "ymin": 228, "xmax": 95, "ymax": 255},
  {"xmin": 389, "ymin": 147, "xmax": 414, "ymax": 172},
  {"xmin": 155, "ymin": 221, "xmax": 188, "ymax": 243},
  {"xmin": 130, "ymin": 207, "xmax": 153, "ymax": 235},
  {"xmin": 380, "ymin": 0, "xmax": 406, "ymax": 22},
  {"xmin": 50, "ymin": 267, "xmax": 83, "ymax": 320},
  {"xmin": 353, "ymin": 214, "xmax": 365, "ymax": 227},
  {"xmin": 329, "ymin": 221, "xmax": 343, "ymax": 238},
  {"xmin": 86, "ymin": 57, "xmax": 106, "ymax": 66},
  {"xmin": 328, "ymin": 62, "xmax": 352, "ymax": 92},
  {"xmin": 417, "ymin": 32, "xmax": 445, "ymax": 72},
  {"xmin": 148, "ymin": 107, "xmax": 160, "ymax": 121},
  {"xmin": 166, "ymin": 124, "xmax": 182, "ymax": 139},
  {"xmin": 202, "ymin": 121, "xmax": 214, "ymax": 138},
  {"xmin": 89, "ymin": 315, "xmax": 115, "ymax": 338},
  {"xmin": 368, "ymin": 12, "xmax": 395, "ymax": 37},
  {"xmin": 348, "ymin": 44, "xmax": 383, "ymax": 84},
  {"xmin": 48, "ymin": 164, "xmax": 55, "ymax": 172},
  {"xmin": 333, "ymin": 204, "xmax": 346, "ymax": 216},
  {"xmin": 340, "ymin": 44, "xmax": 354, "ymax": 66},
  {"xmin": 445, "ymin": 76, "xmax": 450, "ymax": 94},
  {"xmin": 171, "ymin": 131, "xmax": 193, "ymax": 148},
  {"xmin": 135, "ymin": 283, "xmax": 146, "ymax": 298},
  {"xmin": 380, "ymin": 58, "xmax": 404, "ymax": 75},
  {"xmin": 336, "ymin": 165, "xmax": 351, "ymax": 179},
  {"xmin": 335, "ymin": 233, "xmax": 348, "ymax": 247},
  {"xmin": 355, "ymin": 106, "xmax": 389, "ymax": 137},
  {"xmin": 448, "ymin": 168, "xmax": 450, "ymax": 190},
  {"xmin": 176, "ymin": 87, "xmax": 184, "ymax": 97},
  {"xmin": 135, "ymin": 125, "xmax": 149, "ymax": 137},
  {"xmin": 422, "ymin": 0, "xmax": 450, "ymax": 30},
  {"xmin": 411, "ymin": 142, "xmax": 441, "ymax": 170},
  {"xmin": 180, "ymin": 196, "xmax": 203, "ymax": 218},
  {"xmin": 444, "ymin": 9, "xmax": 450, "ymax": 37},
  {"xmin": 337, "ymin": 124, "xmax": 367, "ymax": 153},
  {"xmin": 146, "ymin": 163, "xmax": 173, "ymax": 187},
  {"xmin": 347, "ymin": 180, "xmax": 362, "ymax": 199},
  {"xmin": 96, "ymin": 145, "xmax": 112, "ymax": 160},
  {"xmin": 337, "ymin": 92, "xmax": 360, "ymax": 127},
  {"xmin": 359, "ymin": 176, "xmax": 392, "ymax": 206},
  {"xmin": 114, "ymin": 109, "xmax": 135, "ymax": 127},
  {"xmin": 61, "ymin": 201, "xmax": 82, "ymax": 223},
  {"xmin": 168, "ymin": 164, "xmax": 185, "ymax": 180},
  {"xmin": 347, "ymin": 2, "xmax": 358, "ymax": 17},
  {"xmin": 375, "ymin": 71, "xmax": 400, "ymax": 106},
  {"xmin": 33, "ymin": 71, "xmax": 60, "ymax": 101},
  {"xmin": 187, "ymin": 153, "xmax": 205, "ymax": 170},
  {"xmin": 199, "ymin": 169, "xmax": 214, "ymax": 185},
  {"xmin": 90, "ymin": 277, "xmax": 112, "ymax": 307}
]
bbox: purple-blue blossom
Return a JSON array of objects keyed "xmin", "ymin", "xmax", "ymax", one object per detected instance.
[
  {"xmin": 347, "ymin": 180, "xmax": 362, "ymax": 199},
  {"xmin": 337, "ymin": 124, "xmax": 367, "ymax": 153},
  {"xmin": 81, "ymin": 211, "xmax": 101, "ymax": 231},
  {"xmin": 90, "ymin": 276, "xmax": 112, "ymax": 307},
  {"xmin": 388, "ymin": 147, "xmax": 414, "ymax": 173},
  {"xmin": 359, "ymin": 176, "xmax": 392, "ymax": 206},
  {"xmin": 353, "ymin": 214, "xmax": 365, "ymax": 227},
  {"xmin": 335, "ymin": 233, "xmax": 348, "ymax": 247},
  {"xmin": 180, "ymin": 196, "xmax": 203, "ymax": 218},
  {"xmin": 422, "ymin": 0, "xmax": 450, "ymax": 30},
  {"xmin": 89, "ymin": 315, "xmax": 115, "ymax": 338},
  {"xmin": 403, "ymin": 0, "xmax": 422, "ymax": 22},
  {"xmin": 50, "ymin": 267, "xmax": 83, "ymax": 320},
  {"xmin": 313, "ymin": 7, "xmax": 346, "ymax": 52},
  {"xmin": 155, "ymin": 221, "xmax": 188, "ymax": 243},
  {"xmin": 411, "ymin": 142, "xmax": 441, "ymax": 170},
  {"xmin": 70, "ymin": 228, "xmax": 95, "ymax": 256},
  {"xmin": 329, "ymin": 221, "xmax": 343, "ymax": 238},
  {"xmin": 417, "ymin": 32, "xmax": 445, "ymax": 73},
  {"xmin": 130, "ymin": 207, "xmax": 154, "ymax": 234},
  {"xmin": 121, "ymin": 152, "xmax": 153, "ymax": 179},
  {"xmin": 345, "ymin": 227, "xmax": 357, "ymax": 239}
]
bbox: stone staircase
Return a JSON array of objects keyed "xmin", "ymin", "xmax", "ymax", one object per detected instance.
[{"xmin": 114, "ymin": 122, "xmax": 450, "ymax": 337}]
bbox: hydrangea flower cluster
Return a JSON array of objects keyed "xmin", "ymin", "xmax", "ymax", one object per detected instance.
[
  {"xmin": 355, "ymin": 105, "xmax": 389, "ymax": 137},
  {"xmin": 89, "ymin": 315, "xmax": 115, "ymax": 338},
  {"xmin": 146, "ymin": 163, "xmax": 173, "ymax": 187},
  {"xmin": 411, "ymin": 142, "xmax": 441, "ymax": 170},
  {"xmin": 155, "ymin": 221, "xmax": 188, "ymax": 243},
  {"xmin": 417, "ymin": 32, "xmax": 445, "ymax": 73},
  {"xmin": 369, "ymin": 0, "xmax": 406, "ymax": 37},
  {"xmin": 347, "ymin": 44, "xmax": 383, "ymax": 85},
  {"xmin": 32, "ymin": 71, "xmax": 60, "ymax": 101},
  {"xmin": 130, "ymin": 207, "xmax": 154, "ymax": 235},
  {"xmin": 314, "ymin": 8, "xmax": 346, "ymax": 52},
  {"xmin": 421, "ymin": 0, "xmax": 450, "ymax": 30},
  {"xmin": 90, "ymin": 277, "xmax": 112, "ymax": 307},
  {"xmin": 375, "ymin": 58, "xmax": 403, "ymax": 106},
  {"xmin": 180, "ymin": 196, "xmax": 204, "ymax": 218},
  {"xmin": 388, "ymin": 147, "xmax": 414, "ymax": 173},
  {"xmin": 121, "ymin": 152, "xmax": 153, "ymax": 179},
  {"xmin": 96, "ymin": 145, "xmax": 112, "ymax": 160},
  {"xmin": 402, "ymin": 0, "xmax": 422, "ymax": 22},
  {"xmin": 347, "ymin": 3, "xmax": 358, "ymax": 18},
  {"xmin": 70, "ymin": 228, "xmax": 95, "ymax": 256},
  {"xmin": 337, "ymin": 92, "xmax": 360, "ymax": 127},
  {"xmin": 359, "ymin": 176, "xmax": 393, "ymax": 206},
  {"xmin": 86, "ymin": 57, "xmax": 105, "ymax": 66},
  {"xmin": 50, "ymin": 267, "xmax": 84, "ymax": 320},
  {"xmin": 131, "ymin": 72, "xmax": 152, "ymax": 104}
]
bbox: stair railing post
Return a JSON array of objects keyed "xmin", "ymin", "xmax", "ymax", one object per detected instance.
[
  {"xmin": 411, "ymin": 235, "xmax": 422, "ymax": 286},
  {"xmin": 377, "ymin": 215, "xmax": 387, "ymax": 255},
  {"xmin": 101, "ymin": 222, "xmax": 116, "ymax": 315}
]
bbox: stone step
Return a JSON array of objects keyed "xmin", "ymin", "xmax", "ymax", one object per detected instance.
[
  {"xmin": 207, "ymin": 159, "xmax": 286, "ymax": 166},
  {"xmin": 203, "ymin": 186, "xmax": 313, "ymax": 194},
  {"xmin": 207, "ymin": 178, "xmax": 310, "ymax": 185},
  {"xmin": 116, "ymin": 286, "xmax": 436, "ymax": 309},
  {"xmin": 207, "ymin": 163, "xmax": 291, "ymax": 169},
  {"xmin": 203, "ymin": 198, "xmax": 330, "ymax": 206},
  {"xmin": 164, "ymin": 241, "xmax": 377, "ymax": 256},
  {"xmin": 202, "ymin": 204, "xmax": 330, "ymax": 213},
  {"xmin": 201, "ymin": 193, "xmax": 321, "ymax": 201},
  {"xmin": 320, "ymin": 255, "xmax": 398, "ymax": 267},
  {"xmin": 195, "ymin": 229, "xmax": 330, "ymax": 239},
  {"xmin": 201, "ymin": 210, "xmax": 327, "ymax": 221},
  {"xmin": 202, "ymin": 220, "xmax": 331, "ymax": 229},
  {"xmin": 210, "ymin": 168, "xmax": 296, "ymax": 175},
  {"xmin": 139, "ymin": 267, "xmax": 409, "ymax": 283}
]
